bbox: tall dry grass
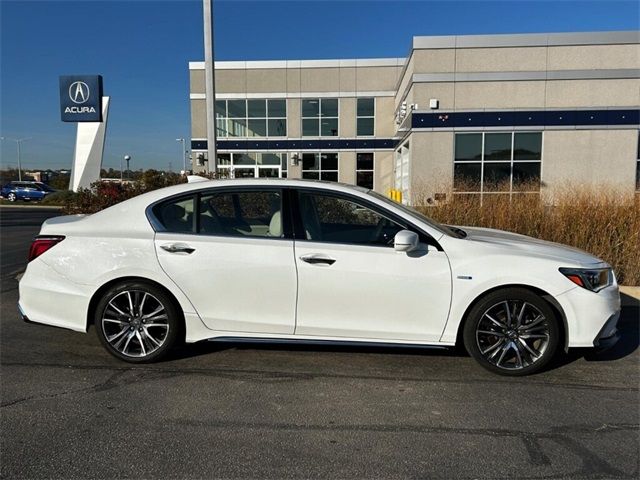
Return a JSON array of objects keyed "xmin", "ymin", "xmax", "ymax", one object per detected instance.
[{"xmin": 413, "ymin": 183, "xmax": 640, "ymax": 285}]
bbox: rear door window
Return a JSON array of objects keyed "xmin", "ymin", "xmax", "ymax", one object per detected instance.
[{"xmin": 199, "ymin": 190, "xmax": 283, "ymax": 238}]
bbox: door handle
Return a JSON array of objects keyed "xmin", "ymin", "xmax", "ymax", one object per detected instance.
[
  {"xmin": 160, "ymin": 243, "xmax": 195, "ymax": 254},
  {"xmin": 300, "ymin": 254, "xmax": 336, "ymax": 266}
]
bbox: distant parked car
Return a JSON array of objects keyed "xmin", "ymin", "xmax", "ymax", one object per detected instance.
[{"xmin": 1, "ymin": 181, "xmax": 55, "ymax": 202}]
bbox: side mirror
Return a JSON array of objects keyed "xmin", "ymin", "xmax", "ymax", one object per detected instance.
[{"xmin": 394, "ymin": 230, "xmax": 419, "ymax": 252}]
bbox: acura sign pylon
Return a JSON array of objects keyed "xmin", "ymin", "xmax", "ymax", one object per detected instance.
[{"xmin": 59, "ymin": 75, "xmax": 110, "ymax": 191}]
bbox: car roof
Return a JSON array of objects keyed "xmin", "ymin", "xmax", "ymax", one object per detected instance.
[{"xmin": 158, "ymin": 177, "xmax": 372, "ymax": 197}]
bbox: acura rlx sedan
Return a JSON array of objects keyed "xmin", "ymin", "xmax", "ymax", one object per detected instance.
[{"xmin": 19, "ymin": 179, "xmax": 620, "ymax": 375}]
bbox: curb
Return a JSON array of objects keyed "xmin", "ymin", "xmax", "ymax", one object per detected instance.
[{"xmin": 619, "ymin": 286, "xmax": 640, "ymax": 302}]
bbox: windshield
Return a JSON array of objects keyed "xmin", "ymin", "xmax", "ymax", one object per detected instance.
[
  {"xmin": 367, "ymin": 191, "xmax": 465, "ymax": 239},
  {"xmin": 36, "ymin": 183, "xmax": 55, "ymax": 192}
]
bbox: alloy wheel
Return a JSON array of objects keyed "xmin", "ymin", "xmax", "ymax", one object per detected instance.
[
  {"xmin": 7, "ymin": 193, "xmax": 16, "ymax": 202},
  {"xmin": 101, "ymin": 290, "xmax": 170, "ymax": 358},
  {"xmin": 475, "ymin": 300, "xmax": 550, "ymax": 370}
]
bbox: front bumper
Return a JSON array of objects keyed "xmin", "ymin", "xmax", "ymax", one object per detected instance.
[
  {"xmin": 555, "ymin": 283, "xmax": 621, "ymax": 348},
  {"xmin": 593, "ymin": 311, "xmax": 621, "ymax": 350}
]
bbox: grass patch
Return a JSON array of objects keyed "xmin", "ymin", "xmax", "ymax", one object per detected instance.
[{"xmin": 414, "ymin": 184, "xmax": 640, "ymax": 285}]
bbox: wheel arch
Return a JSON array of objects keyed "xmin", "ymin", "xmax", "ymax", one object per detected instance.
[
  {"xmin": 86, "ymin": 276, "xmax": 186, "ymax": 340},
  {"xmin": 455, "ymin": 284, "xmax": 569, "ymax": 353}
]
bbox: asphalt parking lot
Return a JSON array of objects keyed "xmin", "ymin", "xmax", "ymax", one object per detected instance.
[{"xmin": 1, "ymin": 206, "xmax": 638, "ymax": 479}]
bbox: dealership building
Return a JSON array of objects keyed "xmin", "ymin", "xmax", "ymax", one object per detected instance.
[{"xmin": 189, "ymin": 30, "xmax": 639, "ymax": 203}]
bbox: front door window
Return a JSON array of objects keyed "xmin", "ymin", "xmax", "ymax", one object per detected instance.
[{"xmin": 298, "ymin": 191, "xmax": 404, "ymax": 247}]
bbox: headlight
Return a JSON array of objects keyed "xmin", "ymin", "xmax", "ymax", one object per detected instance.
[{"xmin": 559, "ymin": 267, "xmax": 613, "ymax": 292}]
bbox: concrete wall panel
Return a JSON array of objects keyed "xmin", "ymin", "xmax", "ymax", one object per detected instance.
[
  {"xmin": 246, "ymin": 69, "xmax": 287, "ymax": 93},
  {"xmin": 190, "ymin": 70, "xmax": 205, "ymax": 94},
  {"xmin": 287, "ymin": 98, "xmax": 301, "ymax": 137},
  {"xmin": 375, "ymin": 97, "xmax": 396, "ymax": 137},
  {"xmin": 454, "ymin": 81, "xmax": 547, "ymax": 109},
  {"xmin": 545, "ymin": 79, "xmax": 640, "ymax": 108},
  {"xmin": 409, "ymin": 132, "xmax": 454, "ymax": 203},
  {"xmin": 413, "ymin": 49, "xmax": 456, "ymax": 73},
  {"xmin": 215, "ymin": 70, "xmax": 247, "ymax": 93},
  {"xmin": 542, "ymin": 130, "xmax": 637, "ymax": 194},
  {"xmin": 339, "ymin": 151, "xmax": 356, "ymax": 184},
  {"xmin": 374, "ymin": 151, "xmax": 394, "ymax": 194},
  {"xmin": 547, "ymin": 44, "xmax": 640, "ymax": 70},
  {"xmin": 455, "ymin": 47, "xmax": 547, "ymax": 72},
  {"xmin": 301, "ymin": 68, "xmax": 340, "ymax": 92},
  {"xmin": 411, "ymin": 83, "xmax": 456, "ymax": 110},
  {"xmin": 190, "ymin": 99, "xmax": 207, "ymax": 138},
  {"xmin": 356, "ymin": 66, "xmax": 401, "ymax": 91},
  {"xmin": 340, "ymin": 98, "xmax": 356, "ymax": 137}
]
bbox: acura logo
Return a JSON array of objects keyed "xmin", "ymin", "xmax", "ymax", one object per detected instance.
[{"xmin": 69, "ymin": 81, "xmax": 90, "ymax": 104}]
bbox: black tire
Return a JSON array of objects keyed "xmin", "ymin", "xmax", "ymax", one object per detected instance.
[
  {"xmin": 94, "ymin": 281, "xmax": 181, "ymax": 363},
  {"xmin": 463, "ymin": 288, "xmax": 560, "ymax": 376}
]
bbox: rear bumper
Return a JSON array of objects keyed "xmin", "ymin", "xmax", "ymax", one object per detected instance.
[{"xmin": 18, "ymin": 258, "xmax": 92, "ymax": 333}]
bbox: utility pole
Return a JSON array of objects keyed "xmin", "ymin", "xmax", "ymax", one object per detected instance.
[
  {"xmin": 203, "ymin": 0, "xmax": 217, "ymax": 175},
  {"xmin": 1, "ymin": 137, "xmax": 30, "ymax": 181}
]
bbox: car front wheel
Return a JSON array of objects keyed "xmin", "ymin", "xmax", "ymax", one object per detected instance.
[
  {"xmin": 7, "ymin": 192, "xmax": 16, "ymax": 202},
  {"xmin": 94, "ymin": 281, "xmax": 180, "ymax": 363},
  {"xmin": 463, "ymin": 288, "xmax": 560, "ymax": 376}
]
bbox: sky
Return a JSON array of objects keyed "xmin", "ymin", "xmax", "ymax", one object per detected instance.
[{"xmin": 1, "ymin": 0, "xmax": 638, "ymax": 172}]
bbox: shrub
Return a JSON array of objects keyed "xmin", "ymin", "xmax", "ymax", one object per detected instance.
[
  {"xmin": 415, "ymin": 185, "xmax": 640, "ymax": 285},
  {"xmin": 40, "ymin": 190, "xmax": 78, "ymax": 206},
  {"xmin": 60, "ymin": 171, "xmax": 186, "ymax": 215}
]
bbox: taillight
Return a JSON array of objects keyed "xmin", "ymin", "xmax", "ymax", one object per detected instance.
[{"xmin": 28, "ymin": 236, "xmax": 65, "ymax": 262}]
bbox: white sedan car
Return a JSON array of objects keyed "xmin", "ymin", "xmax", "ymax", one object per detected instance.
[{"xmin": 19, "ymin": 179, "xmax": 620, "ymax": 375}]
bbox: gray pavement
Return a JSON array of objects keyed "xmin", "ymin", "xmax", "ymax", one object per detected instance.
[{"xmin": 1, "ymin": 206, "xmax": 639, "ymax": 479}]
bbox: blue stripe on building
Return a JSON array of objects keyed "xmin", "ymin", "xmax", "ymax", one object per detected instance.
[
  {"xmin": 192, "ymin": 138, "xmax": 397, "ymax": 151},
  {"xmin": 411, "ymin": 109, "xmax": 639, "ymax": 129},
  {"xmin": 192, "ymin": 109, "xmax": 639, "ymax": 151}
]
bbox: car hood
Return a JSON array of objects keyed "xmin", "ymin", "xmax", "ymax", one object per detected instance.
[{"xmin": 457, "ymin": 226, "xmax": 606, "ymax": 267}]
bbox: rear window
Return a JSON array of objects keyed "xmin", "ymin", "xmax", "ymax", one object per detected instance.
[{"xmin": 151, "ymin": 195, "xmax": 196, "ymax": 233}]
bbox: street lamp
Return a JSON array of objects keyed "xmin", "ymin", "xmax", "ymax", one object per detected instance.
[
  {"xmin": 1, "ymin": 137, "xmax": 30, "ymax": 181},
  {"xmin": 175, "ymin": 138, "xmax": 187, "ymax": 173}
]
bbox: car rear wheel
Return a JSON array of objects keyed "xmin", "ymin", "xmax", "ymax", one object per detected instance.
[
  {"xmin": 7, "ymin": 192, "xmax": 16, "ymax": 202},
  {"xmin": 94, "ymin": 281, "xmax": 180, "ymax": 363},
  {"xmin": 463, "ymin": 288, "xmax": 560, "ymax": 376}
]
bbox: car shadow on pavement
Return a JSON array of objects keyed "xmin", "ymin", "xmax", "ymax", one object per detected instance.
[
  {"xmin": 165, "ymin": 293, "xmax": 640, "ymax": 368},
  {"xmin": 166, "ymin": 339, "xmax": 461, "ymax": 363}
]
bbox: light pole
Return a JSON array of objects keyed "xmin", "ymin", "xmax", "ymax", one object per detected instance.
[
  {"xmin": 1, "ymin": 137, "xmax": 30, "ymax": 181},
  {"xmin": 176, "ymin": 138, "xmax": 187, "ymax": 173},
  {"xmin": 203, "ymin": 0, "xmax": 217, "ymax": 175}
]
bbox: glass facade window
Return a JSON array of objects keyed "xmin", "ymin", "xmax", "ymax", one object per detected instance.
[
  {"xmin": 302, "ymin": 99, "xmax": 339, "ymax": 137},
  {"xmin": 454, "ymin": 132, "xmax": 542, "ymax": 196},
  {"xmin": 301, "ymin": 153, "xmax": 339, "ymax": 181},
  {"xmin": 357, "ymin": 98, "xmax": 375, "ymax": 136},
  {"xmin": 216, "ymin": 152, "xmax": 287, "ymax": 179},
  {"xmin": 356, "ymin": 152, "xmax": 374, "ymax": 189},
  {"xmin": 215, "ymin": 99, "xmax": 287, "ymax": 138}
]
